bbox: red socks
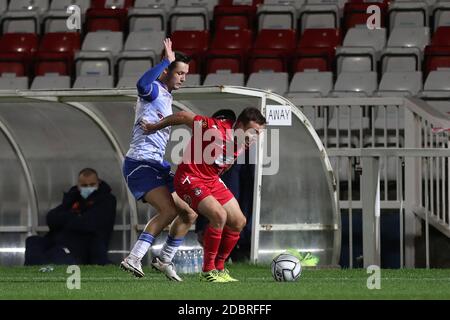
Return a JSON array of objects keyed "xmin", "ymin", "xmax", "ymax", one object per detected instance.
[
  {"xmin": 202, "ymin": 225, "xmax": 223, "ymax": 272},
  {"xmin": 215, "ymin": 226, "xmax": 240, "ymax": 271}
]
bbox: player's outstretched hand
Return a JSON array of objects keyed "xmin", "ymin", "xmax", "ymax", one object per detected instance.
[
  {"xmin": 163, "ymin": 38, "xmax": 175, "ymax": 63},
  {"xmin": 140, "ymin": 119, "xmax": 158, "ymax": 134}
]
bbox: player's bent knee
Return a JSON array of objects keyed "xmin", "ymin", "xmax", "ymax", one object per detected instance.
[
  {"xmin": 210, "ymin": 207, "xmax": 227, "ymax": 227},
  {"xmin": 181, "ymin": 210, "xmax": 198, "ymax": 224}
]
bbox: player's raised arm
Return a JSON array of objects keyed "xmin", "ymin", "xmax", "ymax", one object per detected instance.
[
  {"xmin": 136, "ymin": 38, "xmax": 175, "ymax": 100},
  {"xmin": 140, "ymin": 111, "xmax": 196, "ymax": 134}
]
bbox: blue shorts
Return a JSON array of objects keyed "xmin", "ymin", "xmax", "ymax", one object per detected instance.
[{"xmin": 123, "ymin": 157, "xmax": 175, "ymax": 201}]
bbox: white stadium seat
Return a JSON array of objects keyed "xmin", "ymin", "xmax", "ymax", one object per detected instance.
[
  {"xmin": 123, "ymin": 31, "xmax": 165, "ymax": 55},
  {"xmin": 335, "ymin": 47, "xmax": 377, "ymax": 74},
  {"xmin": 81, "ymin": 31, "xmax": 123, "ymax": 56},
  {"xmin": 343, "ymin": 27, "xmax": 386, "ymax": 54},
  {"xmin": 433, "ymin": 2, "xmax": 450, "ymax": 31},
  {"xmin": 31, "ymin": 75, "xmax": 71, "ymax": 90},
  {"xmin": 116, "ymin": 76, "xmax": 138, "ymax": 88},
  {"xmin": 387, "ymin": 27, "xmax": 430, "ymax": 52},
  {"xmin": 424, "ymin": 70, "xmax": 450, "ymax": 91},
  {"xmin": 134, "ymin": 0, "xmax": 176, "ymax": 9},
  {"xmin": 203, "ymin": 72, "xmax": 245, "ymax": 86},
  {"xmin": 377, "ymin": 71, "xmax": 423, "ymax": 96},
  {"xmin": 1, "ymin": 11, "xmax": 40, "ymax": 33},
  {"xmin": 263, "ymin": 0, "xmax": 305, "ymax": 11},
  {"xmin": 127, "ymin": 7, "xmax": 167, "ymax": 32},
  {"xmin": 0, "ymin": 0, "xmax": 8, "ymax": 14},
  {"xmin": 288, "ymin": 71, "xmax": 333, "ymax": 97},
  {"xmin": 332, "ymin": 72, "xmax": 378, "ymax": 97},
  {"xmin": 176, "ymin": 0, "xmax": 218, "ymax": 17},
  {"xmin": 7, "ymin": 0, "xmax": 49, "ymax": 14},
  {"xmin": 73, "ymin": 75, "xmax": 114, "ymax": 89},
  {"xmin": 246, "ymin": 72, "xmax": 289, "ymax": 95},
  {"xmin": 49, "ymin": 0, "xmax": 90, "ymax": 13},
  {"xmin": 380, "ymin": 47, "xmax": 422, "ymax": 73},
  {"xmin": 0, "ymin": 74, "xmax": 28, "ymax": 90},
  {"xmin": 168, "ymin": 6, "xmax": 209, "ymax": 31},
  {"xmin": 299, "ymin": 4, "xmax": 339, "ymax": 33},
  {"xmin": 256, "ymin": 4, "xmax": 298, "ymax": 30},
  {"xmin": 182, "ymin": 74, "xmax": 201, "ymax": 86},
  {"xmin": 388, "ymin": 1, "xmax": 429, "ymax": 31}
]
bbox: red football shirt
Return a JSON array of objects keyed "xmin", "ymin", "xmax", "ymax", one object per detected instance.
[{"xmin": 176, "ymin": 115, "xmax": 245, "ymax": 180}]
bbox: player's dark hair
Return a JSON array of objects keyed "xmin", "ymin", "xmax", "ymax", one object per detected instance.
[
  {"xmin": 236, "ymin": 107, "xmax": 267, "ymax": 126},
  {"xmin": 78, "ymin": 168, "xmax": 98, "ymax": 178},
  {"xmin": 212, "ymin": 109, "xmax": 236, "ymax": 122},
  {"xmin": 168, "ymin": 52, "xmax": 191, "ymax": 71}
]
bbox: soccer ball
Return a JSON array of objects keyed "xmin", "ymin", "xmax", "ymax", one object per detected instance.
[{"xmin": 271, "ymin": 253, "xmax": 302, "ymax": 282}]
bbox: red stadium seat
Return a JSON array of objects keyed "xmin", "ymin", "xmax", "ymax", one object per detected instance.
[
  {"xmin": 292, "ymin": 47, "xmax": 335, "ymax": 72},
  {"xmin": 0, "ymin": 33, "xmax": 38, "ymax": 76},
  {"xmin": 0, "ymin": 33, "xmax": 39, "ymax": 56},
  {"xmin": 35, "ymin": 33, "xmax": 81, "ymax": 77},
  {"xmin": 210, "ymin": 29, "xmax": 252, "ymax": 50},
  {"xmin": 172, "ymin": 30, "xmax": 210, "ymax": 75},
  {"xmin": 39, "ymin": 33, "xmax": 81, "ymax": 56},
  {"xmin": 298, "ymin": 28, "xmax": 342, "ymax": 50},
  {"xmin": 0, "ymin": 53, "xmax": 27, "ymax": 76},
  {"xmin": 86, "ymin": 8, "xmax": 128, "ymax": 32},
  {"xmin": 424, "ymin": 45, "xmax": 450, "ymax": 76},
  {"xmin": 343, "ymin": 2, "xmax": 387, "ymax": 31},
  {"xmin": 431, "ymin": 27, "xmax": 450, "ymax": 47},
  {"xmin": 205, "ymin": 29, "xmax": 252, "ymax": 75},
  {"xmin": 92, "ymin": 0, "xmax": 134, "ymax": 8},
  {"xmin": 213, "ymin": 5, "xmax": 256, "ymax": 31},
  {"xmin": 248, "ymin": 29, "xmax": 296, "ymax": 73}
]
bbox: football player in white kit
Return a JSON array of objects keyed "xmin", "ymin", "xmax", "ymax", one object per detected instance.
[{"xmin": 120, "ymin": 39, "xmax": 197, "ymax": 281}]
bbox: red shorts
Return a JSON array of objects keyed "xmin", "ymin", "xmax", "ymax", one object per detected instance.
[{"xmin": 174, "ymin": 172, "xmax": 234, "ymax": 211}]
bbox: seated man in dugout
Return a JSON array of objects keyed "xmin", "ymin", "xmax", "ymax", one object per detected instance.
[{"xmin": 24, "ymin": 168, "xmax": 117, "ymax": 265}]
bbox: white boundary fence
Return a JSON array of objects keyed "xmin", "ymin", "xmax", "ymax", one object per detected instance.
[{"xmin": 290, "ymin": 96, "xmax": 450, "ymax": 268}]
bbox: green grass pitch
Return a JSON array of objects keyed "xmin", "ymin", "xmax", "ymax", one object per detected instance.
[{"xmin": 0, "ymin": 264, "xmax": 449, "ymax": 300}]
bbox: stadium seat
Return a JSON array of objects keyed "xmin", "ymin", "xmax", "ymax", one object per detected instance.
[
  {"xmin": 377, "ymin": 71, "xmax": 423, "ymax": 96},
  {"xmin": 81, "ymin": 31, "xmax": 123, "ymax": 56},
  {"xmin": 298, "ymin": 4, "xmax": 339, "ymax": 34},
  {"xmin": 287, "ymin": 71, "xmax": 333, "ymax": 97},
  {"xmin": 213, "ymin": 4, "xmax": 256, "ymax": 31},
  {"xmin": 298, "ymin": 28, "xmax": 342, "ymax": 50},
  {"xmin": 0, "ymin": 0, "xmax": 7, "ymax": 14},
  {"xmin": 86, "ymin": 8, "xmax": 128, "ymax": 32},
  {"xmin": 203, "ymin": 71, "xmax": 245, "ymax": 86},
  {"xmin": 205, "ymin": 29, "xmax": 252, "ymax": 74},
  {"xmin": 182, "ymin": 73, "xmax": 201, "ymax": 86},
  {"xmin": 292, "ymin": 47, "xmax": 334, "ymax": 72},
  {"xmin": 75, "ymin": 31, "xmax": 123, "ymax": 77},
  {"xmin": 218, "ymin": 0, "xmax": 263, "ymax": 5},
  {"xmin": 134, "ymin": 0, "xmax": 176, "ymax": 9},
  {"xmin": 127, "ymin": 7, "xmax": 166, "ymax": 32},
  {"xmin": 431, "ymin": 26, "xmax": 450, "ymax": 47},
  {"xmin": 343, "ymin": 1, "xmax": 388, "ymax": 31},
  {"xmin": 256, "ymin": 4, "xmax": 297, "ymax": 30},
  {"xmin": 1, "ymin": 11, "xmax": 40, "ymax": 34},
  {"xmin": 246, "ymin": 71, "xmax": 289, "ymax": 94},
  {"xmin": 177, "ymin": 0, "xmax": 219, "ymax": 17},
  {"xmin": 335, "ymin": 47, "xmax": 377, "ymax": 74},
  {"xmin": 116, "ymin": 76, "xmax": 136, "ymax": 88},
  {"xmin": 73, "ymin": 75, "xmax": 114, "ymax": 88},
  {"xmin": 168, "ymin": 6, "xmax": 209, "ymax": 32},
  {"xmin": 424, "ymin": 45, "xmax": 450, "ymax": 76},
  {"xmin": 0, "ymin": 33, "xmax": 38, "ymax": 76},
  {"xmin": 432, "ymin": 2, "xmax": 450, "ymax": 31},
  {"xmin": 171, "ymin": 30, "xmax": 210, "ymax": 74},
  {"xmin": 424, "ymin": 70, "xmax": 450, "ymax": 91},
  {"xmin": 248, "ymin": 29, "xmax": 296, "ymax": 73},
  {"xmin": 116, "ymin": 31, "xmax": 163, "ymax": 77},
  {"xmin": 263, "ymin": 0, "xmax": 304, "ymax": 11},
  {"xmin": 0, "ymin": 73, "xmax": 28, "ymax": 89},
  {"xmin": 343, "ymin": 27, "xmax": 386, "ymax": 54},
  {"xmin": 92, "ymin": 0, "xmax": 134, "ymax": 8},
  {"xmin": 332, "ymin": 71, "xmax": 378, "ymax": 96},
  {"xmin": 30, "ymin": 74, "xmax": 71, "ymax": 89},
  {"xmin": 7, "ymin": 0, "xmax": 49, "ymax": 13},
  {"xmin": 123, "ymin": 31, "xmax": 165, "ymax": 57},
  {"xmin": 387, "ymin": 27, "xmax": 430, "ymax": 52},
  {"xmin": 380, "ymin": 47, "xmax": 422, "ymax": 73},
  {"xmin": 388, "ymin": 1, "xmax": 428, "ymax": 32},
  {"xmin": 49, "ymin": 0, "xmax": 91, "ymax": 13},
  {"xmin": 39, "ymin": 32, "xmax": 81, "ymax": 55}
]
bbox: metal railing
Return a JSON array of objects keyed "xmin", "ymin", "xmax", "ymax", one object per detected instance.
[{"xmin": 291, "ymin": 96, "xmax": 450, "ymax": 268}]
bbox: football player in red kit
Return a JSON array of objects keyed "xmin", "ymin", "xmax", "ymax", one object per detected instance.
[{"xmin": 141, "ymin": 107, "xmax": 266, "ymax": 282}]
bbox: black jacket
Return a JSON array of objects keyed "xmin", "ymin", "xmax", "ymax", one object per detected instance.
[{"xmin": 46, "ymin": 180, "xmax": 116, "ymax": 265}]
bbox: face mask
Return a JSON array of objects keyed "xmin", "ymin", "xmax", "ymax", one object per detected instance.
[{"xmin": 80, "ymin": 186, "xmax": 97, "ymax": 199}]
